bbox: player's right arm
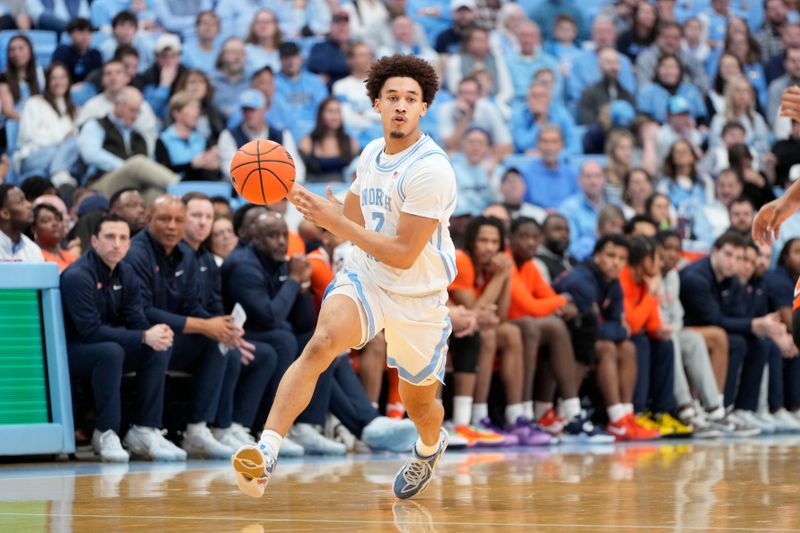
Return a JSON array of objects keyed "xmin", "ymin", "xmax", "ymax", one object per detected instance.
[{"xmin": 343, "ymin": 191, "xmax": 365, "ymax": 227}]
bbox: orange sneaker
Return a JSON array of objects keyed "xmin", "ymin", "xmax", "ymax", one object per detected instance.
[
  {"xmin": 623, "ymin": 414, "xmax": 661, "ymax": 441},
  {"xmin": 607, "ymin": 417, "xmax": 629, "ymax": 441},
  {"xmin": 537, "ymin": 408, "xmax": 566, "ymax": 435},
  {"xmin": 454, "ymin": 424, "xmax": 506, "ymax": 447}
]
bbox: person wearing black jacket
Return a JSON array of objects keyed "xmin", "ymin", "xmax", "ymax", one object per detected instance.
[
  {"xmin": 181, "ymin": 193, "xmax": 281, "ymax": 450},
  {"xmin": 535, "ymin": 213, "xmax": 578, "ymax": 285},
  {"xmin": 61, "ymin": 214, "xmax": 182, "ymax": 462},
  {"xmin": 221, "ymin": 212, "xmax": 348, "ymax": 456},
  {"xmin": 554, "ymin": 235, "xmax": 658, "ymax": 441},
  {"xmin": 124, "ymin": 195, "xmax": 241, "ymax": 458},
  {"xmin": 680, "ymin": 231, "xmax": 787, "ymax": 433}
]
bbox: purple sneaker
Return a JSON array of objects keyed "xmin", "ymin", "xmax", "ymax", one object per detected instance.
[
  {"xmin": 476, "ymin": 418, "xmax": 519, "ymax": 446},
  {"xmin": 506, "ymin": 417, "xmax": 553, "ymax": 446}
]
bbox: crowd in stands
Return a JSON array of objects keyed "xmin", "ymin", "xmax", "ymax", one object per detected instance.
[{"xmin": 3, "ymin": 0, "xmax": 800, "ymax": 460}]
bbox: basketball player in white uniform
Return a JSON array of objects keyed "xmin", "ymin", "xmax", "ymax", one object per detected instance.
[{"xmin": 232, "ymin": 55, "xmax": 457, "ymax": 500}]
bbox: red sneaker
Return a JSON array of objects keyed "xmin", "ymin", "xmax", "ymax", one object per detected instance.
[
  {"xmin": 537, "ymin": 408, "xmax": 566, "ymax": 435},
  {"xmin": 607, "ymin": 417, "xmax": 629, "ymax": 441}
]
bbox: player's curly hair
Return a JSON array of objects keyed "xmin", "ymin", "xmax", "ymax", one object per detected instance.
[{"xmin": 365, "ymin": 55, "xmax": 439, "ymax": 106}]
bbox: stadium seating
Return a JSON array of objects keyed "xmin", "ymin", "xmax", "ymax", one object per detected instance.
[{"xmin": 167, "ymin": 181, "xmax": 234, "ymax": 200}]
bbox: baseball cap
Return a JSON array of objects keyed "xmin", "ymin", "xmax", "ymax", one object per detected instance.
[
  {"xmin": 77, "ymin": 194, "xmax": 110, "ymax": 217},
  {"xmin": 155, "ymin": 33, "xmax": 181, "ymax": 54},
  {"xmin": 279, "ymin": 41, "xmax": 301, "ymax": 59},
  {"xmin": 668, "ymin": 95, "xmax": 691, "ymax": 115},
  {"xmin": 451, "ymin": 0, "xmax": 477, "ymax": 11},
  {"xmin": 239, "ymin": 89, "xmax": 266, "ymax": 110},
  {"xmin": 609, "ymin": 100, "xmax": 635, "ymax": 127}
]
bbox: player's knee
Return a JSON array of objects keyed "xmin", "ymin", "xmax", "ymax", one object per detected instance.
[
  {"xmin": 301, "ymin": 331, "xmax": 339, "ymax": 367},
  {"xmin": 498, "ymin": 322, "xmax": 523, "ymax": 349}
]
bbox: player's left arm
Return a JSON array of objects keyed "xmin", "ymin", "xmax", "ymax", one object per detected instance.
[{"xmin": 292, "ymin": 185, "xmax": 439, "ymax": 270}]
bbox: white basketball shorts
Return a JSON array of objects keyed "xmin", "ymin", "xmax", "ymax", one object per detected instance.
[{"xmin": 322, "ymin": 269, "xmax": 452, "ymax": 386}]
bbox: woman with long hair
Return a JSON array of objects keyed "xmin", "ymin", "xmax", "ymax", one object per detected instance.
[
  {"xmin": 16, "ymin": 62, "xmax": 81, "ymax": 187},
  {"xmin": 299, "ymin": 97, "xmax": 359, "ymax": 183},
  {"xmin": 616, "ymin": 1, "xmax": 659, "ymax": 62},
  {"xmin": 622, "ymin": 167, "xmax": 655, "ymax": 219},
  {"xmin": 174, "ymin": 68, "xmax": 226, "ymax": 144},
  {"xmin": 245, "ymin": 9, "xmax": 282, "ymax": 74},
  {"xmin": 0, "ymin": 35, "xmax": 44, "ymax": 120},
  {"xmin": 657, "ymin": 139, "xmax": 713, "ymax": 237},
  {"xmin": 716, "ymin": 18, "xmax": 767, "ymax": 110},
  {"xmin": 604, "ymin": 129, "xmax": 636, "ymax": 206},
  {"xmin": 636, "ymin": 54, "xmax": 707, "ymax": 123},
  {"xmin": 728, "ymin": 142, "xmax": 775, "ymax": 209},
  {"xmin": 32, "ymin": 203, "xmax": 77, "ymax": 271},
  {"xmin": 706, "ymin": 52, "xmax": 743, "ymax": 118},
  {"xmin": 646, "ymin": 192, "xmax": 675, "ymax": 230},
  {"xmin": 708, "ymin": 75, "xmax": 770, "ymax": 157}
]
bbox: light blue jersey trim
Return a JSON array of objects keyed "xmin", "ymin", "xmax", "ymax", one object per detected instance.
[
  {"xmin": 374, "ymin": 134, "xmax": 431, "ymax": 173},
  {"xmin": 387, "ymin": 316, "xmax": 452, "ymax": 385},
  {"xmin": 346, "ymin": 271, "xmax": 376, "ymax": 342},
  {"xmin": 396, "ymin": 149, "xmax": 450, "ymax": 202}
]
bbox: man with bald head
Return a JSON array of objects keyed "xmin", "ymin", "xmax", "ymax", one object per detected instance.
[
  {"xmin": 577, "ymin": 48, "xmax": 636, "ymax": 125},
  {"xmin": 124, "ymin": 195, "xmax": 240, "ymax": 458},
  {"xmin": 222, "ymin": 212, "xmax": 417, "ymax": 454},
  {"xmin": 558, "ymin": 161, "xmax": 607, "ymax": 260},
  {"xmin": 566, "ymin": 16, "xmax": 636, "ymax": 104},
  {"xmin": 78, "ymin": 86, "xmax": 179, "ymax": 203}
]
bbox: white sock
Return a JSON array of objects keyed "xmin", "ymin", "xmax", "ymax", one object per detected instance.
[
  {"xmin": 453, "ymin": 396, "xmax": 473, "ymax": 427},
  {"xmin": 371, "ymin": 402, "xmax": 379, "ymax": 410},
  {"xmin": 415, "ymin": 437, "xmax": 439, "ymax": 457},
  {"xmin": 561, "ymin": 397, "xmax": 582, "ymax": 421},
  {"xmin": 186, "ymin": 422, "xmax": 206, "ymax": 434},
  {"xmin": 533, "ymin": 401, "xmax": 552, "ymax": 420},
  {"xmin": 522, "ymin": 400, "xmax": 534, "ymax": 421},
  {"xmin": 505, "ymin": 403, "xmax": 525, "ymax": 425},
  {"xmin": 471, "ymin": 403, "xmax": 489, "ymax": 425},
  {"xmin": 623, "ymin": 403, "xmax": 634, "ymax": 415},
  {"xmin": 259, "ymin": 429, "xmax": 283, "ymax": 457},
  {"xmin": 607, "ymin": 404, "xmax": 626, "ymax": 423},
  {"xmin": 718, "ymin": 393, "xmax": 726, "ymax": 410}
]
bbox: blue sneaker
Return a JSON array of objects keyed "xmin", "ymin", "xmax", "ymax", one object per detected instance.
[
  {"xmin": 362, "ymin": 416, "xmax": 418, "ymax": 453},
  {"xmin": 231, "ymin": 444, "xmax": 276, "ymax": 498},
  {"xmin": 561, "ymin": 411, "xmax": 615, "ymax": 444},
  {"xmin": 392, "ymin": 428, "xmax": 448, "ymax": 499}
]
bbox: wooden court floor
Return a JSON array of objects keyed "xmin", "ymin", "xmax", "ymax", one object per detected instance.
[{"xmin": 1, "ymin": 437, "xmax": 800, "ymax": 532}]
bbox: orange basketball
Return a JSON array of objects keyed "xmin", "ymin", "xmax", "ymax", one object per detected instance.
[{"xmin": 229, "ymin": 139, "xmax": 296, "ymax": 205}]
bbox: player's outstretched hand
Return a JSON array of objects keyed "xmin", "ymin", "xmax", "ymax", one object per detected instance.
[
  {"xmin": 779, "ymin": 86, "xmax": 800, "ymax": 122},
  {"xmin": 293, "ymin": 186, "xmax": 344, "ymax": 234},
  {"xmin": 753, "ymin": 196, "xmax": 798, "ymax": 245}
]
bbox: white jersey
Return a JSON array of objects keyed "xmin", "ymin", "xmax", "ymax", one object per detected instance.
[{"xmin": 347, "ymin": 134, "xmax": 457, "ymax": 296}]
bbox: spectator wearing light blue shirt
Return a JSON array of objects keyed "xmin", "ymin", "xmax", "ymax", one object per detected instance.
[
  {"xmin": 566, "ymin": 16, "xmax": 636, "ymax": 106},
  {"xmin": 181, "ymin": 11, "xmax": 224, "ymax": 75},
  {"xmin": 526, "ymin": 0, "xmax": 586, "ymax": 43},
  {"xmin": 636, "ymin": 55, "xmax": 708, "ymax": 124},
  {"xmin": 506, "ymin": 21, "xmax": 562, "ymax": 103},
  {"xmin": 28, "ymin": 0, "xmax": 90, "ymax": 33},
  {"xmin": 226, "ymin": 67, "xmax": 289, "ymax": 133},
  {"xmin": 244, "ymin": 9, "xmax": 282, "ymax": 76},
  {"xmin": 152, "ymin": 0, "xmax": 214, "ymax": 39},
  {"xmin": 559, "ymin": 160, "xmax": 607, "ymax": 260},
  {"xmin": 99, "ymin": 11, "xmax": 155, "ymax": 73},
  {"xmin": 519, "ymin": 124, "xmax": 579, "ymax": 209},
  {"xmin": 209, "ymin": 38, "xmax": 251, "ymax": 119},
  {"xmin": 511, "ymin": 81, "xmax": 580, "ymax": 155},
  {"xmin": 274, "ymin": 42, "xmax": 329, "ymax": 144},
  {"xmin": 450, "ymin": 128, "xmax": 495, "ymax": 216},
  {"xmin": 216, "ymin": 0, "xmax": 331, "ymax": 41},
  {"xmin": 409, "ymin": 0, "xmax": 453, "ymax": 47}
]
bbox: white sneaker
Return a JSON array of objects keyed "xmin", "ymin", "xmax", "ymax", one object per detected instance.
[
  {"xmin": 288, "ymin": 423, "xmax": 347, "ymax": 455},
  {"xmin": 278, "ymin": 435, "xmax": 305, "ymax": 458},
  {"xmin": 213, "ymin": 423, "xmax": 255, "ymax": 449},
  {"xmin": 734, "ymin": 410, "xmax": 775, "ymax": 434},
  {"xmin": 678, "ymin": 407, "xmax": 721, "ymax": 439},
  {"xmin": 231, "ymin": 422, "xmax": 256, "ymax": 445},
  {"xmin": 716, "ymin": 411, "xmax": 760, "ymax": 437},
  {"xmin": 324, "ymin": 414, "xmax": 357, "ymax": 452},
  {"xmin": 182, "ymin": 423, "xmax": 236, "ymax": 459},
  {"xmin": 123, "ymin": 426, "xmax": 185, "ymax": 461},
  {"xmin": 771, "ymin": 408, "xmax": 800, "ymax": 432},
  {"xmin": 92, "ymin": 429, "xmax": 129, "ymax": 463}
]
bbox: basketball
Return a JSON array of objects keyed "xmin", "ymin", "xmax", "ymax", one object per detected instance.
[{"xmin": 229, "ymin": 139, "xmax": 296, "ymax": 205}]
